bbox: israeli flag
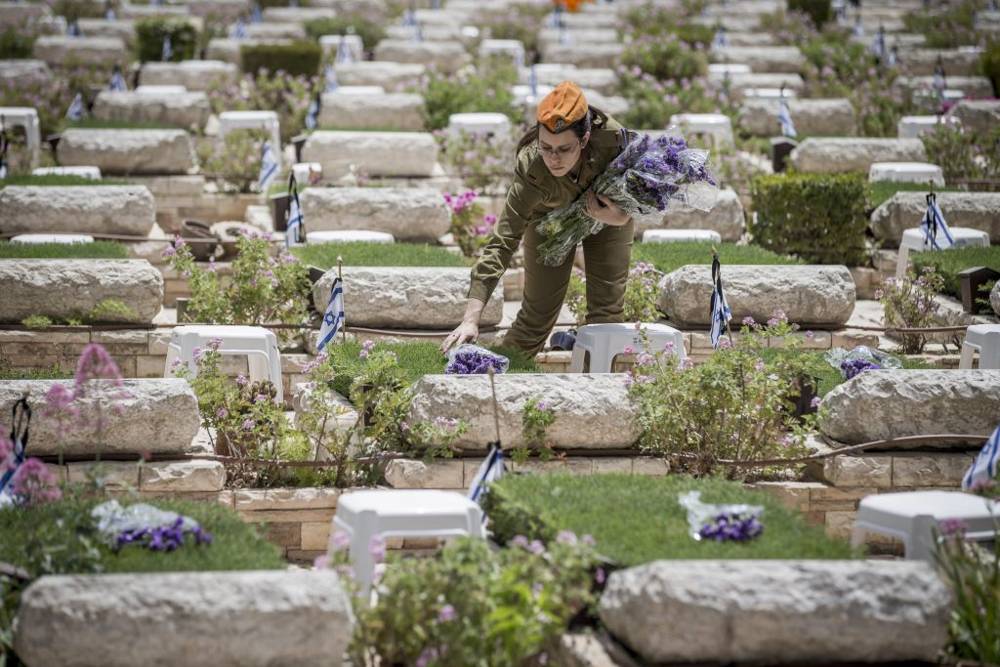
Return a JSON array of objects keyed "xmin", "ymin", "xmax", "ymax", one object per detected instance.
[
  {"xmin": 251, "ymin": 3, "xmax": 262, "ymax": 23},
  {"xmin": 887, "ymin": 45, "xmax": 897, "ymax": 68},
  {"xmin": 933, "ymin": 63, "xmax": 946, "ymax": 98},
  {"xmin": 109, "ymin": 66, "xmax": 127, "ymax": 91},
  {"xmin": 414, "ymin": 20, "xmax": 423, "ymax": 42},
  {"xmin": 66, "ymin": 93, "xmax": 85, "ymax": 121},
  {"xmin": 324, "ymin": 65, "xmax": 339, "ymax": 93},
  {"xmin": 335, "ymin": 38, "xmax": 354, "ymax": 64},
  {"xmin": 920, "ymin": 192, "xmax": 955, "ymax": 250},
  {"xmin": 105, "ymin": 7, "xmax": 116, "ymax": 20},
  {"xmin": 709, "ymin": 253, "xmax": 732, "ymax": 350},
  {"xmin": 257, "ymin": 141, "xmax": 278, "ymax": 193},
  {"xmin": 871, "ymin": 26, "xmax": 886, "ymax": 60},
  {"xmin": 0, "ymin": 127, "xmax": 8, "ymax": 180},
  {"xmin": 529, "ymin": 64, "xmax": 538, "ymax": 98},
  {"xmin": 0, "ymin": 400, "xmax": 29, "ymax": 508},
  {"xmin": 161, "ymin": 34, "xmax": 173, "ymax": 61},
  {"xmin": 468, "ymin": 443, "xmax": 505, "ymax": 507},
  {"xmin": 550, "ymin": 2, "xmax": 563, "ymax": 28},
  {"xmin": 963, "ymin": 424, "xmax": 1000, "ymax": 491},
  {"xmin": 712, "ymin": 26, "xmax": 728, "ymax": 49},
  {"xmin": 231, "ymin": 18, "xmax": 247, "ymax": 40},
  {"xmin": 305, "ymin": 95, "xmax": 319, "ymax": 131},
  {"xmin": 67, "ymin": 19, "xmax": 80, "ymax": 36},
  {"xmin": 403, "ymin": 7, "xmax": 416, "ymax": 26},
  {"xmin": 778, "ymin": 97, "xmax": 796, "ymax": 138},
  {"xmin": 853, "ymin": 16, "xmax": 864, "ymax": 37},
  {"xmin": 316, "ymin": 276, "xmax": 345, "ymax": 352},
  {"xmin": 285, "ymin": 174, "xmax": 303, "ymax": 248}
]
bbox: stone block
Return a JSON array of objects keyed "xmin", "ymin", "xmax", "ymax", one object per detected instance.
[
  {"xmin": 66, "ymin": 461, "xmax": 141, "ymax": 489},
  {"xmin": 301, "ymin": 130, "xmax": 438, "ymax": 179},
  {"xmin": 0, "ymin": 259, "xmax": 163, "ymax": 324},
  {"xmin": 239, "ymin": 508, "xmax": 336, "ymax": 524},
  {"xmin": 77, "ymin": 17, "xmax": 137, "ymax": 43},
  {"xmin": 93, "ymin": 90, "xmax": 211, "ymax": 130},
  {"xmin": 299, "ymin": 187, "xmax": 449, "ymax": 241},
  {"xmin": 408, "ymin": 374, "xmax": 638, "ymax": 451},
  {"xmin": 136, "ymin": 354, "xmax": 167, "ymax": 378},
  {"xmin": 318, "ymin": 92, "xmax": 425, "ymax": 131},
  {"xmin": 33, "ymin": 35, "xmax": 126, "ymax": 66},
  {"xmin": 233, "ymin": 486, "xmax": 341, "ymax": 511},
  {"xmin": 0, "ymin": 379, "xmax": 200, "ymax": 457},
  {"xmin": 749, "ymin": 480, "xmax": 822, "ymax": 511},
  {"xmin": 894, "ymin": 75, "xmax": 994, "ymax": 100},
  {"xmin": 13, "ymin": 570, "xmax": 354, "ymax": 667},
  {"xmin": 822, "ymin": 455, "xmax": 893, "ymax": 488},
  {"xmin": 539, "ymin": 43, "xmax": 624, "ymax": 68},
  {"xmin": 58, "ymin": 128, "xmax": 197, "ymax": 176},
  {"xmin": 892, "ymin": 452, "xmax": 973, "ymax": 488},
  {"xmin": 592, "ymin": 457, "xmax": 633, "ymax": 473},
  {"xmin": 637, "ymin": 187, "xmax": 744, "ymax": 242},
  {"xmin": 738, "ymin": 98, "xmax": 856, "ymax": 137},
  {"xmin": 300, "ymin": 521, "xmax": 331, "ymax": 551},
  {"xmin": 373, "ymin": 39, "xmax": 471, "ymax": 73},
  {"xmin": 789, "ymin": 137, "xmax": 926, "ymax": 173},
  {"xmin": 946, "ymin": 99, "xmax": 1000, "ymax": 136},
  {"xmin": 599, "ymin": 560, "xmax": 950, "ymax": 664},
  {"xmin": 710, "ymin": 45, "xmax": 805, "ymax": 73},
  {"xmin": 514, "ymin": 458, "xmax": 595, "ymax": 475},
  {"xmin": 260, "ymin": 521, "xmax": 301, "ymax": 548},
  {"xmin": 820, "ymin": 370, "xmax": 1000, "ymax": 446},
  {"xmin": 333, "ymin": 61, "xmax": 426, "ymax": 91},
  {"xmin": 899, "ymin": 48, "xmax": 984, "ymax": 76},
  {"xmin": 0, "ymin": 59, "xmax": 51, "ymax": 87},
  {"xmin": 0, "ymin": 185, "xmax": 156, "ymax": 236},
  {"xmin": 871, "ymin": 191, "xmax": 1000, "ymax": 246},
  {"xmin": 312, "ymin": 266, "xmax": 503, "ymax": 329},
  {"xmin": 140, "ymin": 459, "xmax": 226, "ymax": 492},
  {"xmin": 657, "ymin": 264, "xmax": 856, "ymax": 327},
  {"xmin": 384, "ymin": 458, "xmax": 464, "ymax": 489},
  {"xmin": 808, "ymin": 485, "xmax": 873, "ymax": 511}
]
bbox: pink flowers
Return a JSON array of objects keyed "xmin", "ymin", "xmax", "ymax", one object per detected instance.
[
  {"xmin": 10, "ymin": 458, "xmax": 62, "ymax": 505},
  {"xmin": 369, "ymin": 535, "xmax": 387, "ymax": 563},
  {"xmin": 0, "ymin": 435, "xmax": 13, "ymax": 473},
  {"xmin": 359, "ymin": 339, "xmax": 376, "ymax": 360},
  {"xmin": 442, "ymin": 190, "xmax": 477, "ymax": 215},
  {"xmin": 437, "ymin": 604, "xmax": 456, "ymax": 623},
  {"xmin": 74, "ymin": 343, "xmax": 124, "ymax": 393}
]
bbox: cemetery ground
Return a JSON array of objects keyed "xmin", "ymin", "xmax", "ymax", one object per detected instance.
[{"xmin": 1, "ymin": 0, "xmax": 1000, "ymax": 664}]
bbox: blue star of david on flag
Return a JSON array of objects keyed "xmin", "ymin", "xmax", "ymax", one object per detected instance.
[
  {"xmin": 66, "ymin": 93, "xmax": 85, "ymax": 121},
  {"xmin": 317, "ymin": 275, "xmax": 344, "ymax": 352},
  {"xmin": 963, "ymin": 424, "xmax": 1000, "ymax": 491},
  {"xmin": 921, "ymin": 192, "xmax": 954, "ymax": 250},
  {"xmin": 709, "ymin": 253, "xmax": 732, "ymax": 350},
  {"xmin": 257, "ymin": 140, "xmax": 278, "ymax": 193},
  {"xmin": 285, "ymin": 173, "xmax": 303, "ymax": 248}
]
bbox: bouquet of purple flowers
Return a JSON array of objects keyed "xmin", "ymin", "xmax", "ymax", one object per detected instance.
[
  {"xmin": 698, "ymin": 511, "xmax": 764, "ymax": 542},
  {"xmin": 840, "ymin": 358, "xmax": 882, "ymax": 380},
  {"xmin": 115, "ymin": 516, "xmax": 214, "ymax": 552},
  {"xmin": 535, "ymin": 131, "xmax": 717, "ymax": 266},
  {"xmin": 445, "ymin": 344, "xmax": 510, "ymax": 375}
]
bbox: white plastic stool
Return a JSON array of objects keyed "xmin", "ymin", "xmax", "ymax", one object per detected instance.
[
  {"xmin": 447, "ymin": 112, "xmax": 511, "ymax": 137},
  {"xmin": 332, "ymin": 489, "xmax": 486, "ymax": 595},
  {"xmin": 570, "ymin": 322, "xmax": 686, "ymax": 373},
  {"xmin": 479, "ymin": 38, "xmax": 525, "ymax": 68},
  {"xmin": 959, "ymin": 324, "xmax": 1000, "ymax": 370},
  {"xmin": 306, "ymin": 230, "xmax": 394, "ymax": 244},
  {"xmin": 11, "ymin": 233, "xmax": 94, "ymax": 244},
  {"xmin": 868, "ymin": 162, "xmax": 945, "ymax": 186},
  {"xmin": 851, "ymin": 491, "xmax": 999, "ymax": 561},
  {"xmin": 318, "ymin": 34, "xmax": 364, "ymax": 61},
  {"xmin": 291, "ymin": 162, "xmax": 321, "ymax": 185},
  {"xmin": 0, "ymin": 107, "xmax": 41, "ymax": 169},
  {"xmin": 165, "ymin": 325, "xmax": 283, "ymax": 403},
  {"xmin": 642, "ymin": 229, "xmax": 722, "ymax": 244},
  {"xmin": 897, "ymin": 115, "xmax": 961, "ymax": 139},
  {"xmin": 32, "ymin": 166, "xmax": 101, "ymax": 179},
  {"xmin": 134, "ymin": 85, "xmax": 187, "ymax": 95},
  {"xmin": 896, "ymin": 227, "xmax": 989, "ymax": 278},
  {"xmin": 668, "ymin": 113, "xmax": 734, "ymax": 147}
]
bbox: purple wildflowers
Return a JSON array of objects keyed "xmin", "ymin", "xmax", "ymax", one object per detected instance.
[{"xmin": 698, "ymin": 511, "xmax": 764, "ymax": 542}]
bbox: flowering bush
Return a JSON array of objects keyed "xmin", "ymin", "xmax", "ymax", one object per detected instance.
[
  {"xmin": 164, "ymin": 234, "xmax": 311, "ymax": 338},
  {"xmin": 616, "ymin": 67, "xmax": 719, "ymax": 130},
  {"xmin": 443, "ymin": 191, "xmax": 497, "ymax": 258},
  {"xmin": 342, "ymin": 533, "xmax": 601, "ymax": 667},
  {"xmin": 622, "ymin": 37, "xmax": 708, "ymax": 82},
  {"xmin": 206, "ymin": 72, "xmax": 313, "ymax": 143},
  {"xmin": 437, "ymin": 128, "xmax": 515, "ymax": 195},
  {"xmin": 876, "ymin": 267, "xmax": 945, "ymax": 354},
  {"xmin": 0, "ymin": 64, "xmax": 107, "ymax": 136},
  {"xmin": 921, "ymin": 124, "xmax": 1000, "ymax": 183},
  {"xmin": 197, "ymin": 128, "xmax": 271, "ymax": 193},
  {"xmin": 420, "ymin": 61, "xmax": 520, "ymax": 131},
  {"xmin": 566, "ymin": 261, "xmax": 662, "ymax": 326}
]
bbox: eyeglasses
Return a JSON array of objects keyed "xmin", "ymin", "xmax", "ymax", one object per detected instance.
[{"xmin": 538, "ymin": 141, "xmax": 581, "ymax": 157}]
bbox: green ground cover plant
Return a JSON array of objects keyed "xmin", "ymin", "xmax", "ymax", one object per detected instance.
[
  {"xmin": 0, "ymin": 175, "xmax": 124, "ymax": 187},
  {"xmin": 293, "ymin": 242, "xmax": 470, "ymax": 268},
  {"xmin": 420, "ymin": 61, "xmax": 519, "ymax": 131},
  {"xmin": 0, "ymin": 241, "xmax": 127, "ymax": 259},
  {"xmin": 758, "ymin": 348, "xmax": 929, "ymax": 397},
  {"xmin": 630, "ymin": 241, "xmax": 799, "ymax": 274},
  {"xmin": 65, "ymin": 118, "xmax": 181, "ymax": 130},
  {"xmin": 484, "ymin": 473, "xmax": 856, "ymax": 566},
  {"xmin": 240, "ymin": 41, "xmax": 323, "ymax": 77},
  {"xmin": 911, "ymin": 246, "xmax": 1000, "ymax": 299},
  {"xmin": 135, "ymin": 17, "xmax": 198, "ymax": 63}
]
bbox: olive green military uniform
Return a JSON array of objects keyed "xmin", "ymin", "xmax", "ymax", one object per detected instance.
[{"xmin": 467, "ymin": 112, "xmax": 635, "ymax": 356}]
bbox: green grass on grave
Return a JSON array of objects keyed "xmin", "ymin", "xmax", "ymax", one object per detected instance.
[
  {"xmin": 324, "ymin": 340, "xmax": 539, "ymax": 398},
  {"xmin": 0, "ymin": 491, "xmax": 285, "ymax": 577},
  {"xmin": 631, "ymin": 241, "xmax": 800, "ymax": 275},
  {"xmin": 0, "ymin": 241, "xmax": 128, "ymax": 259},
  {"xmin": 0, "ymin": 364, "xmax": 74, "ymax": 380},
  {"xmin": 911, "ymin": 245, "xmax": 1000, "ymax": 299},
  {"xmin": 757, "ymin": 348, "xmax": 931, "ymax": 397},
  {"xmin": 483, "ymin": 473, "xmax": 857, "ymax": 566},
  {"xmin": 868, "ymin": 181, "xmax": 963, "ymax": 210},
  {"xmin": 0, "ymin": 175, "xmax": 126, "ymax": 187},
  {"xmin": 65, "ymin": 118, "xmax": 186, "ymax": 131},
  {"xmin": 293, "ymin": 242, "xmax": 469, "ymax": 269}
]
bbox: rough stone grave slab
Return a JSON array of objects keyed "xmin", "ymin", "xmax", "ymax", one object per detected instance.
[
  {"xmin": 93, "ymin": 90, "xmax": 211, "ymax": 129},
  {"xmin": 0, "ymin": 259, "xmax": 163, "ymax": 324},
  {"xmin": 0, "ymin": 1, "xmax": 47, "ymax": 28},
  {"xmin": 299, "ymin": 187, "xmax": 448, "ymax": 241},
  {"xmin": 710, "ymin": 46, "xmax": 805, "ymax": 73},
  {"xmin": 140, "ymin": 60, "xmax": 239, "ymax": 91},
  {"xmin": 658, "ymin": 265, "xmax": 856, "ymax": 327},
  {"xmin": 726, "ymin": 73, "xmax": 805, "ymax": 99},
  {"xmin": 789, "ymin": 138, "xmax": 926, "ymax": 173},
  {"xmin": 408, "ymin": 374, "xmax": 639, "ymax": 450},
  {"xmin": 820, "ymin": 370, "xmax": 1000, "ymax": 447},
  {"xmin": 946, "ymin": 99, "xmax": 1000, "ymax": 136},
  {"xmin": 636, "ymin": 187, "xmax": 744, "ymax": 242},
  {"xmin": 333, "ymin": 61, "xmax": 426, "ymax": 91},
  {"xmin": 871, "ymin": 191, "xmax": 1000, "ymax": 246},
  {"xmin": 539, "ymin": 43, "xmax": 624, "ymax": 68},
  {"xmin": 14, "ymin": 570, "xmax": 354, "ymax": 667},
  {"xmin": 599, "ymin": 560, "xmax": 950, "ymax": 665},
  {"xmin": 33, "ymin": 35, "xmax": 126, "ymax": 66},
  {"xmin": 0, "ymin": 378, "xmax": 198, "ymax": 456},
  {"xmin": 77, "ymin": 18, "xmax": 136, "ymax": 43},
  {"xmin": 188, "ymin": 0, "xmax": 248, "ymax": 21},
  {"xmin": 245, "ymin": 22, "xmax": 305, "ymax": 40},
  {"xmin": 537, "ymin": 27, "xmax": 619, "ymax": 49},
  {"xmin": 0, "ymin": 185, "xmax": 156, "ymax": 236},
  {"xmin": 738, "ymin": 98, "xmax": 856, "ymax": 137},
  {"xmin": 301, "ymin": 130, "xmax": 438, "ymax": 179},
  {"xmin": 312, "ymin": 267, "xmax": 502, "ymax": 329},
  {"xmin": 526, "ymin": 65, "xmax": 618, "ymax": 96},
  {"xmin": 0, "ymin": 59, "xmax": 51, "ymax": 86},
  {"xmin": 318, "ymin": 92, "xmax": 424, "ymax": 131},
  {"xmin": 373, "ymin": 40, "xmax": 471, "ymax": 74},
  {"xmin": 58, "ymin": 128, "xmax": 197, "ymax": 175},
  {"xmin": 206, "ymin": 37, "xmax": 292, "ymax": 64},
  {"xmin": 894, "ymin": 75, "xmax": 994, "ymax": 100},
  {"xmin": 261, "ymin": 6, "xmax": 336, "ymax": 22},
  {"xmin": 899, "ymin": 48, "xmax": 984, "ymax": 76},
  {"xmin": 140, "ymin": 459, "xmax": 226, "ymax": 492},
  {"xmin": 991, "ymin": 281, "xmax": 1000, "ymax": 316}
]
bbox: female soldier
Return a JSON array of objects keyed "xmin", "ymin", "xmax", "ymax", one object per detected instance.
[{"xmin": 441, "ymin": 81, "xmax": 636, "ymax": 356}]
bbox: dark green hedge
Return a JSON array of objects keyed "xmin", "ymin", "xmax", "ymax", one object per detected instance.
[
  {"xmin": 0, "ymin": 28, "xmax": 34, "ymax": 59},
  {"xmin": 788, "ymin": 0, "xmax": 832, "ymax": 29},
  {"xmin": 135, "ymin": 17, "xmax": 198, "ymax": 63},
  {"xmin": 982, "ymin": 41, "xmax": 1000, "ymax": 98},
  {"xmin": 240, "ymin": 40, "xmax": 322, "ymax": 77},
  {"xmin": 750, "ymin": 172, "xmax": 869, "ymax": 265}
]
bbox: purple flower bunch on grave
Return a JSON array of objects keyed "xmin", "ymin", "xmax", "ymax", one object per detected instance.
[
  {"xmin": 698, "ymin": 511, "xmax": 764, "ymax": 542},
  {"xmin": 445, "ymin": 346, "xmax": 509, "ymax": 375},
  {"xmin": 114, "ymin": 516, "xmax": 213, "ymax": 553},
  {"xmin": 840, "ymin": 358, "xmax": 882, "ymax": 380},
  {"xmin": 535, "ymin": 132, "xmax": 717, "ymax": 266}
]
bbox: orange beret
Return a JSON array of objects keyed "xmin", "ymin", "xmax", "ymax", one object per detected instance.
[{"xmin": 537, "ymin": 81, "xmax": 588, "ymax": 133}]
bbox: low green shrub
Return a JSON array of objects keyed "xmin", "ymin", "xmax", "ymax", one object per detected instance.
[
  {"xmin": 484, "ymin": 474, "xmax": 857, "ymax": 566},
  {"xmin": 135, "ymin": 17, "xmax": 198, "ymax": 63},
  {"xmin": 787, "ymin": 0, "xmax": 832, "ymax": 29},
  {"xmin": 421, "ymin": 61, "xmax": 519, "ymax": 131},
  {"xmin": 0, "ymin": 28, "xmax": 34, "ymax": 58},
  {"xmin": 303, "ymin": 16, "xmax": 385, "ymax": 51},
  {"xmin": 911, "ymin": 245, "xmax": 1000, "ymax": 300},
  {"xmin": 0, "ymin": 363, "xmax": 73, "ymax": 379},
  {"xmin": 65, "ymin": 117, "xmax": 179, "ymax": 130},
  {"xmin": 617, "ymin": 70, "xmax": 717, "ymax": 129},
  {"xmin": 0, "ymin": 174, "xmax": 125, "ymax": 187},
  {"xmin": 197, "ymin": 128, "xmax": 270, "ymax": 193},
  {"xmin": 921, "ymin": 123, "xmax": 1000, "ymax": 183},
  {"xmin": 292, "ymin": 242, "xmax": 470, "ymax": 268},
  {"xmin": 750, "ymin": 172, "xmax": 868, "ymax": 265},
  {"xmin": 631, "ymin": 241, "xmax": 799, "ymax": 275},
  {"xmin": 758, "ymin": 348, "xmax": 929, "ymax": 397},
  {"xmin": 240, "ymin": 40, "xmax": 322, "ymax": 77},
  {"xmin": 622, "ymin": 37, "xmax": 707, "ymax": 82},
  {"xmin": 0, "ymin": 241, "xmax": 128, "ymax": 259},
  {"xmin": 903, "ymin": 0, "xmax": 984, "ymax": 49}
]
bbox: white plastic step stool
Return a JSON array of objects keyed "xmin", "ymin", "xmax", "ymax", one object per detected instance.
[
  {"xmin": 868, "ymin": 162, "xmax": 945, "ymax": 186},
  {"xmin": 164, "ymin": 325, "xmax": 283, "ymax": 403},
  {"xmin": 447, "ymin": 112, "xmax": 511, "ymax": 137},
  {"xmin": 332, "ymin": 489, "xmax": 486, "ymax": 594},
  {"xmin": 570, "ymin": 322, "xmax": 686, "ymax": 373},
  {"xmin": 851, "ymin": 490, "xmax": 999, "ymax": 561},
  {"xmin": 959, "ymin": 324, "xmax": 1000, "ymax": 370},
  {"xmin": 896, "ymin": 226, "xmax": 989, "ymax": 278},
  {"xmin": 11, "ymin": 233, "xmax": 94, "ymax": 244},
  {"xmin": 642, "ymin": 229, "xmax": 722, "ymax": 244},
  {"xmin": 306, "ymin": 230, "xmax": 394, "ymax": 244}
]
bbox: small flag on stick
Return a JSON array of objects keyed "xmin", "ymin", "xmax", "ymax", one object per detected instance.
[
  {"xmin": 257, "ymin": 140, "xmax": 278, "ymax": 193},
  {"xmin": 529, "ymin": 64, "xmax": 538, "ymax": 98},
  {"xmin": 109, "ymin": 65, "xmax": 127, "ymax": 91},
  {"xmin": 709, "ymin": 251, "xmax": 732, "ymax": 350},
  {"xmin": 712, "ymin": 26, "xmax": 728, "ymax": 49},
  {"xmin": 0, "ymin": 122, "xmax": 9, "ymax": 180},
  {"xmin": 963, "ymin": 424, "xmax": 1000, "ymax": 491},
  {"xmin": 66, "ymin": 93, "xmax": 85, "ymax": 121},
  {"xmin": 161, "ymin": 34, "xmax": 173, "ymax": 61},
  {"xmin": 305, "ymin": 95, "xmax": 319, "ymax": 130},
  {"xmin": 778, "ymin": 93, "xmax": 796, "ymax": 138},
  {"xmin": 920, "ymin": 192, "xmax": 954, "ymax": 250},
  {"xmin": 335, "ymin": 38, "xmax": 354, "ymax": 64},
  {"xmin": 231, "ymin": 17, "xmax": 247, "ymax": 39},
  {"xmin": 316, "ymin": 273, "xmax": 344, "ymax": 352},
  {"xmin": 285, "ymin": 172, "xmax": 303, "ymax": 248},
  {"xmin": 324, "ymin": 65, "xmax": 339, "ymax": 93}
]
